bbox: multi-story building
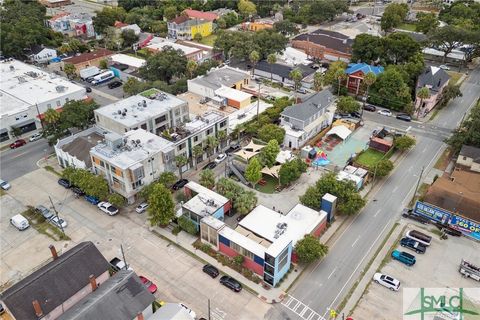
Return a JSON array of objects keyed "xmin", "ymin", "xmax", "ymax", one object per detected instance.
[
  {"xmin": 345, "ymin": 63, "xmax": 384, "ymax": 95},
  {"xmin": 0, "ymin": 59, "xmax": 86, "ymax": 142},
  {"xmin": 167, "ymin": 16, "xmax": 212, "ymax": 40},
  {"xmin": 47, "ymin": 12, "xmax": 95, "ymax": 38},
  {"xmin": 90, "ymin": 129, "xmax": 175, "ymax": 203},
  {"xmin": 292, "ymin": 29, "xmax": 353, "ymax": 62}
]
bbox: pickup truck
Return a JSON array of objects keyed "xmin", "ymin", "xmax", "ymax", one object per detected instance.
[
  {"xmin": 109, "ymin": 257, "xmax": 132, "ymax": 272},
  {"xmin": 459, "ymin": 259, "xmax": 480, "ymax": 281}
]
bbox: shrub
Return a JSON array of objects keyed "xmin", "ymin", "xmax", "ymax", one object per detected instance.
[{"xmin": 178, "ymin": 216, "xmax": 197, "ymax": 235}]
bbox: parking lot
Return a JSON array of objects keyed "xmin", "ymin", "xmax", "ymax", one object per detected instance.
[
  {"xmin": 1, "ymin": 169, "xmax": 271, "ymax": 320},
  {"xmin": 352, "ymin": 224, "xmax": 480, "ymax": 319}
]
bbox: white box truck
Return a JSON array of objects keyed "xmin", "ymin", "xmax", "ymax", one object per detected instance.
[{"xmin": 79, "ymin": 66, "xmax": 101, "ymax": 81}]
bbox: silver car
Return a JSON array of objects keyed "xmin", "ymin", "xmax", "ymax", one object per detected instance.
[
  {"xmin": 36, "ymin": 205, "xmax": 54, "ymax": 220},
  {"xmin": 136, "ymin": 202, "xmax": 149, "ymax": 214},
  {"xmin": 49, "ymin": 216, "xmax": 67, "ymax": 229},
  {"xmin": 0, "ymin": 179, "xmax": 11, "ymax": 190}
]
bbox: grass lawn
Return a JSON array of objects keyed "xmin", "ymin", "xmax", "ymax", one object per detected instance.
[
  {"xmin": 198, "ymin": 34, "xmax": 217, "ymax": 46},
  {"xmin": 355, "ymin": 148, "xmax": 385, "ymax": 169},
  {"xmin": 256, "ymin": 174, "xmax": 278, "ymax": 194},
  {"xmin": 447, "ymin": 71, "xmax": 462, "ymax": 85},
  {"xmin": 140, "ymin": 88, "xmax": 159, "ymax": 97},
  {"xmin": 397, "ymin": 23, "xmax": 417, "ymax": 32}
]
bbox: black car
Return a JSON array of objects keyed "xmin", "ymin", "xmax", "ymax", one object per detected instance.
[
  {"xmin": 85, "ymin": 87, "xmax": 92, "ymax": 93},
  {"xmin": 58, "ymin": 179, "xmax": 72, "ymax": 188},
  {"xmin": 172, "ymin": 179, "xmax": 189, "ymax": 190},
  {"xmin": 203, "ymin": 162, "xmax": 217, "ymax": 170},
  {"xmin": 220, "ymin": 276, "xmax": 242, "ymax": 292},
  {"xmin": 236, "ymin": 214, "xmax": 247, "ymax": 222},
  {"xmin": 108, "ymin": 81, "xmax": 122, "ymax": 89},
  {"xmin": 363, "ymin": 104, "xmax": 376, "ymax": 112},
  {"xmin": 225, "ymin": 144, "xmax": 241, "ymax": 154},
  {"xmin": 202, "ymin": 264, "xmax": 219, "ymax": 278},
  {"xmin": 350, "ymin": 111, "xmax": 361, "ymax": 118},
  {"xmin": 400, "ymin": 237, "xmax": 426, "ymax": 254},
  {"xmin": 396, "ymin": 114, "xmax": 412, "ymax": 122},
  {"xmin": 72, "ymin": 187, "xmax": 85, "ymax": 196}
]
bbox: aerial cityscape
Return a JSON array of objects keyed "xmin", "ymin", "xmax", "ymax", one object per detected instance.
[{"xmin": 0, "ymin": 0, "xmax": 479, "ymax": 319}]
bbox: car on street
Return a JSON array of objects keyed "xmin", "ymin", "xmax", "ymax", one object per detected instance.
[
  {"xmin": 58, "ymin": 178, "xmax": 72, "ymax": 188},
  {"xmin": 136, "ymin": 202, "xmax": 149, "ymax": 213},
  {"xmin": 377, "ymin": 109, "xmax": 392, "ymax": 117},
  {"xmin": 0, "ymin": 179, "xmax": 11, "ymax": 190},
  {"xmin": 172, "ymin": 179, "xmax": 189, "ymax": 190},
  {"xmin": 108, "ymin": 80, "xmax": 122, "ymax": 89},
  {"xmin": 49, "ymin": 215, "xmax": 67, "ymax": 229},
  {"xmin": 439, "ymin": 65, "xmax": 450, "ymax": 70},
  {"xmin": 202, "ymin": 264, "xmax": 219, "ymax": 278},
  {"xmin": 10, "ymin": 139, "xmax": 26, "ymax": 149},
  {"xmin": 180, "ymin": 304, "xmax": 196, "ymax": 319},
  {"xmin": 350, "ymin": 111, "xmax": 361, "ymax": 118},
  {"xmin": 85, "ymin": 87, "xmax": 92, "ymax": 93},
  {"xmin": 400, "ymin": 237, "xmax": 426, "ymax": 254},
  {"xmin": 84, "ymin": 195, "xmax": 100, "ymax": 205},
  {"xmin": 29, "ymin": 133, "xmax": 43, "ymax": 142},
  {"xmin": 373, "ymin": 273, "xmax": 400, "ymax": 291},
  {"xmin": 71, "ymin": 187, "xmax": 85, "ymax": 197},
  {"xmin": 396, "ymin": 114, "xmax": 412, "ymax": 122},
  {"xmin": 10, "ymin": 214, "xmax": 30, "ymax": 231},
  {"xmin": 296, "ymin": 87, "xmax": 308, "ymax": 94},
  {"xmin": 219, "ymin": 276, "xmax": 242, "ymax": 292},
  {"xmin": 139, "ymin": 275, "xmax": 158, "ymax": 294},
  {"xmin": 36, "ymin": 205, "xmax": 54, "ymax": 220},
  {"xmin": 98, "ymin": 202, "xmax": 119, "ymax": 216},
  {"xmin": 203, "ymin": 162, "xmax": 217, "ymax": 170},
  {"xmin": 214, "ymin": 153, "xmax": 227, "ymax": 164},
  {"xmin": 363, "ymin": 104, "xmax": 376, "ymax": 112},
  {"xmin": 225, "ymin": 144, "xmax": 241, "ymax": 154}
]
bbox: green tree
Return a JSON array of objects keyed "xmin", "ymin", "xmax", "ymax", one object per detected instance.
[
  {"xmin": 416, "ymin": 12, "xmax": 439, "ymax": 34},
  {"xmin": 147, "ymin": 183, "xmax": 175, "ymax": 226},
  {"xmin": 295, "ymin": 235, "xmax": 329, "ymax": 264},
  {"xmin": 121, "ymin": 29, "xmax": 139, "ymax": 47},
  {"xmin": 234, "ymin": 190, "xmax": 257, "ymax": 214},
  {"xmin": 206, "ymin": 136, "xmax": 219, "ymax": 161},
  {"xmin": 200, "ymin": 169, "xmax": 216, "ymax": 189},
  {"xmin": 216, "ymin": 178, "xmax": 243, "ymax": 202},
  {"xmin": 108, "ymin": 193, "xmax": 126, "ymax": 207},
  {"xmin": 9, "ymin": 126, "xmax": 22, "ymax": 138},
  {"xmin": 178, "ymin": 216, "xmax": 197, "ymax": 235},
  {"xmin": 233, "ymin": 254, "xmax": 245, "ymax": 266},
  {"xmin": 123, "ymin": 77, "xmax": 149, "ymax": 96},
  {"xmin": 175, "ymin": 155, "xmax": 188, "ymax": 179},
  {"xmin": 267, "ymin": 53, "xmax": 277, "ymax": 82},
  {"xmin": 193, "ymin": 32, "xmax": 203, "ymax": 42},
  {"xmin": 258, "ymin": 124, "xmax": 285, "ymax": 144},
  {"xmin": 44, "ymin": 108, "xmax": 61, "ymax": 125},
  {"xmin": 245, "ymin": 157, "xmax": 262, "ymax": 188},
  {"xmin": 394, "ymin": 135, "xmax": 416, "ymax": 151},
  {"xmin": 381, "ymin": 3, "xmax": 408, "ymax": 31},
  {"xmin": 252, "ymin": 29, "xmax": 288, "ymax": 59},
  {"xmin": 64, "ymin": 63, "xmax": 76, "ymax": 79},
  {"xmin": 351, "ymin": 34, "xmax": 384, "ymax": 63},
  {"xmin": 273, "ymin": 20, "xmax": 299, "ymax": 36},
  {"xmin": 217, "ymin": 130, "xmax": 227, "ymax": 148},
  {"xmin": 279, "ymin": 159, "xmax": 307, "ymax": 186},
  {"xmin": 440, "ymin": 83, "xmax": 463, "ymax": 106},
  {"xmin": 447, "ymin": 101, "xmax": 480, "ymax": 152},
  {"xmin": 382, "ymin": 32, "xmax": 421, "ymax": 65},
  {"xmin": 336, "ymin": 96, "xmax": 360, "ymax": 113},
  {"xmin": 313, "ymin": 72, "xmax": 324, "ymax": 92},
  {"xmin": 249, "ymin": 50, "xmax": 260, "ymax": 78},
  {"xmin": 324, "ymin": 61, "xmax": 347, "ymax": 91},
  {"xmin": 334, "ymin": 69, "xmax": 347, "ymax": 96},
  {"xmin": 140, "ymin": 47, "xmax": 187, "ymax": 84},
  {"xmin": 93, "ymin": 6, "xmax": 127, "ymax": 34},
  {"xmin": 186, "ymin": 60, "xmax": 198, "ymax": 79},
  {"xmin": 416, "ymin": 86, "xmax": 430, "ymax": 115},
  {"xmin": 158, "ymin": 171, "xmax": 177, "ymax": 188},
  {"xmin": 60, "ymin": 100, "xmax": 98, "ymax": 130},
  {"xmin": 238, "ymin": 0, "xmax": 256, "ymax": 17},
  {"xmin": 261, "ymin": 139, "xmax": 280, "ymax": 168},
  {"xmin": 192, "ymin": 145, "xmax": 204, "ymax": 170},
  {"xmin": 375, "ymin": 159, "xmax": 394, "ymax": 177},
  {"xmin": 362, "ymin": 72, "xmax": 377, "ymax": 109},
  {"xmin": 369, "ymin": 68, "xmax": 412, "ymax": 112},
  {"xmin": 163, "ymin": 6, "xmax": 178, "ymax": 21},
  {"xmin": 428, "ymin": 26, "xmax": 466, "ymax": 62},
  {"xmin": 289, "ymin": 68, "xmax": 303, "ymax": 96},
  {"xmin": 216, "ymin": 17, "xmax": 227, "ymax": 29},
  {"xmin": 99, "ymin": 58, "xmax": 108, "ymax": 70}
]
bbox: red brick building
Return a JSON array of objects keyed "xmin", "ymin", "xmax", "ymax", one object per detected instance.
[{"xmin": 292, "ymin": 29, "xmax": 353, "ymax": 62}]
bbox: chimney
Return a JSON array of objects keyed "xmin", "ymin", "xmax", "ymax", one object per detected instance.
[
  {"xmin": 89, "ymin": 274, "xmax": 98, "ymax": 291},
  {"xmin": 32, "ymin": 300, "xmax": 43, "ymax": 318},
  {"xmin": 137, "ymin": 313, "xmax": 144, "ymax": 320},
  {"xmin": 49, "ymin": 245, "xmax": 58, "ymax": 260}
]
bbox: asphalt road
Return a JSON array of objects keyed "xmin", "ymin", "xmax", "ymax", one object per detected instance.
[
  {"xmin": 266, "ymin": 67, "xmax": 480, "ymax": 320},
  {"xmin": 0, "ymin": 139, "xmax": 52, "ymax": 182}
]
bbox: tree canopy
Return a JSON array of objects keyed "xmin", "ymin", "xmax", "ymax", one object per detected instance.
[
  {"xmin": 260, "ymin": 140, "xmax": 280, "ymax": 168},
  {"xmin": 93, "ymin": 7, "xmax": 127, "ymax": 34},
  {"xmin": 245, "ymin": 157, "xmax": 262, "ymax": 187},
  {"xmin": 147, "ymin": 183, "xmax": 175, "ymax": 226},
  {"xmin": 447, "ymin": 100, "xmax": 480, "ymax": 153},
  {"xmin": 415, "ymin": 12, "xmax": 439, "ymax": 34},
  {"xmin": 394, "ymin": 135, "xmax": 416, "ymax": 151},
  {"xmin": 62, "ymin": 168, "xmax": 109, "ymax": 200},
  {"xmin": 336, "ymin": 96, "xmax": 360, "ymax": 113},
  {"xmin": 381, "ymin": 3, "xmax": 409, "ymax": 31},
  {"xmin": 140, "ymin": 47, "xmax": 187, "ymax": 84},
  {"xmin": 279, "ymin": 159, "xmax": 307, "ymax": 186},
  {"xmin": 283, "ymin": 0, "xmax": 348, "ymax": 25},
  {"xmin": 295, "ymin": 235, "xmax": 329, "ymax": 264},
  {"xmin": 258, "ymin": 124, "xmax": 285, "ymax": 144},
  {"xmin": 200, "ymin": 169, "xmax": 216, "ymax": 190},
  {"xmin": 368, "ymin": 67, "xmax": 412, "ymax": 112}
]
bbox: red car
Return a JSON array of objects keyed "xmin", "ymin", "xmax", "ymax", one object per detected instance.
[
  {"xmin": 139, "ymin": 276, "xmax": 157, "ymax": 294},
  {"xmin": 10, "ymin": 139, "xmax": 26, "ymax": 149}
]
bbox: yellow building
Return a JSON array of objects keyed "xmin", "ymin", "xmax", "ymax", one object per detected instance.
[
  {"xmin": 242, "ymin": 21, "xmax": 274, "ymax": 32},
  {"xmin": 168, "ymin": 16, "xmax": 212, "ymax": 40}
]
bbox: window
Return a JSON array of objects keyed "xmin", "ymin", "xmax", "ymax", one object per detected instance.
[
  {"xmin": 47, "ymin": 103, "xmax": 51, "ymax": 108},
  {"xmin": 174, "ymin": 109, "xmax": 180, "ymax": 116},
  {"xmin": 277, "ymin": 246, "xmax": 289, "ymax": 271},
  {"xmin": 243, "ymin": 249, "xmax": 254, "ymax": 260},
  {"xmin": 264, "ymin": 263, "xmax": 274, "ymax": 275},
  {"xmin": 56, "ymin": 100, "xmax": 61, "ymax": 107},
  {"xmin": 463, "ymin": 156, "xmax": 467, "ymax": 160},
  {"xmin": 182, "ymin": 105, "xmax": 188, "ymax": 113},
  {"xmin": 206, "ymin": 128, "xmax": 213, "ymax": 135},
  {"xmin": 96, "ymin": 115, "xmax": 99, "ymax": 122},
  {"xmin": 265, "ymin": 254, "xmax": 275, "ymax": 266},
  {"xmin": 193, "ymin": 136, "xmax": 199, "ymax": 142},
  {"xmin": 230, "ymin": 241, "xmax": 241, "ymax": 253},
  {"xmin": 155, "ymin": 115, "xmax": 167, "ymax": 124},
  {"xmin": 99, "ymin": 160, "xmax": 105, "ymax": 167},
  {"xmin": 178, "ymin": 143, "xmax": 186, "ymax": 151},
  {"xmin": 141, "ymin": 123, "xmax": 147, "ymax": 130},
  {"xmin": 220, "ymin": 120, "xmax": 227, "ymax": 128},
  {"xmin": 23, "ymin": 114, "xmax": 27, "ymax": 118}
]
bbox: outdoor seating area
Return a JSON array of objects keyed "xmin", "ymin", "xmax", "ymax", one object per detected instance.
[{"xmin": 317, "ymin": 135, "xmax": 343, "ymax": 151}]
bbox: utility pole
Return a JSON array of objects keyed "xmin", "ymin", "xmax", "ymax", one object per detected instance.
[
  {"xmin": 207, "ymin": 299, "xmax": 211, "ymax": 320},
  {"xmin": 120, "ymin": 244, "xmax": 128, "ymax": 270},
  {"xmin": 48, "ymin": 196, "xmax": 64, "ymax": 235},
  {"xmin": 412, "ymin": 166, "xmax": 425, "ymax": 204}
]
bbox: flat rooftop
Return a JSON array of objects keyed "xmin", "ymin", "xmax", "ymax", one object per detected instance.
[
  {"xmin": 183, "ymin": 181, "xmax": 229, "ymax": 217},
  {"xmin": 94, "ymin": 90, "xmax": 186, "ymax": 128},
  {"xmin": 184, "ymin": 111, "xmax": 225, "ymax": 133},
  {"xmin": 109, "ymin": 54, "xmax": 145, "ymax": 69},
  {"xmin": 90, "ymin": 129, "xmax": 174, "ymax": 169},
  {"xmin": 147, "ymin": 39, "xmax": 201, "ymax": 56},
  {"xmin": 190, "ymin": 66, "xmax": 250, "ymax": 90},
  {"xmin": 0, "ymin": 59, "xmax": 85, "ymax": 117},
  {"xmin": 215, "ymin": 86, "xmax": 252, "ymax": 101}
]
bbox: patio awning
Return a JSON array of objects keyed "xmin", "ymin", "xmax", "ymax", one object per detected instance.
[
  {"xmin": 326, "ymin": 125, "xmax": 352, "ymax": 140},
  {"xmin": 244, "ymin": 140, "xmax": 265, "ymax": 152},
  {"xmin": 234, "ymin": 149, "xmax": 259, "ymax": 161},
  {"xmin": 261, "ymin": 165, "xmax": 281, "ymax": 178}
]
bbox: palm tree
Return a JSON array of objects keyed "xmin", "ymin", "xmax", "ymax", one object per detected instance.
[
  {"xmin": 175, "ymin": 155, "xmax": 188, "ymax": 179},
  {"xmin": 289, "ymin": 68, "xmax": 303, "ymax": 102},
  {"xmin": 313, "ymin": 72, "xmax": 323, "ymax": 92},
  {"xmin": 249, "ymin": 50, "xmax": 260, "ymax": 79},
  {"xmin": 217, "ymin": 130, "xmax": 227, "ymax": 148},
  {"xmin": 44, "ymin": 108, "xmax": 61, "ymax": 125},
  {"xmin": 361, "ymin": 72, "xmax": 377, "ymax": 116},
  {"xmin": 334, "ymin": 69, "xmax": 347, "ymax": 96},
  {"xmin": 416, "ymin": 87, "xmax": 430, "ymax": 117},
  {"xmin": 206, "ymin": 136, "xmax": 219, "ymax": 161},
  {"xmin": 186, "ymin": 60, "xmax": 198, "ymax": 79},
  {"xmin": 192, "ymin": 145, "xmax": 204, "ymax": 170},
  {"xmin": 267, "ymin": 53, "xmax": 277, "ymax": 82}
]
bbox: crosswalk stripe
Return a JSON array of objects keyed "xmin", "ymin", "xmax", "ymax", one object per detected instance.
[{"xmin": 281, "ymin": 295, "xmax": 326, "ymax": 320}]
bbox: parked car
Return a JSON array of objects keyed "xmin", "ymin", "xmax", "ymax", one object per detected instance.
[
  {"xmin": 439, "ymin": 65, "xmax": 450, "ymax": 70},
  {"xmin": 373, "ymin": 273, "xmax": 400, "ymax": 291},
  {"xmin": 172, "ymin": 179, "xmax": 189, "ymax": 191},
  {"xmin": 10, "ymin": 214, "xmax": 29, "ymax": 231},
  {"xmin": 202, "ymin": 264, "xmax": 219, "ymax": 278},
  {"xmin": 391, "ymin": 250, "xmax": 416, "ymax": 266},
  {"xmin": 225, "ymin": 144, "xmax": 241, "ymax": 154},
  {"xmin": 396, "ymin": 114, "xmax": 412, "ymax": 122},
  {"xmin": 10, "ymin": 139, "xmax": 26, "ymax": 149},
  {"xmin": 36, "ymin": 205, "xmax": 54, "ymax": 220},
  {"xmin": 58, "ymin": 178, "xmax": 72, "ymax": 188},
  {"xmin": 377, "ymin": 109, "xmax": 392, "ymax": 117},
  {"xmin": 98, "ymin": 202, "xmax": 119, "ymax": 216},
  {"xmin": 0, "ymin": 179, "xmax": 11, "ymax": 190},
  {"xmin": 334, "ymin": 112, "xmax": 350, "ymax": 120},
  {"xmin": 85, "ymin": 87, "xmax": 92, "ymax": 93},
  {"xmin": 296, "ymin": 87, "xmax": 308, "ymax": 94},
  {"xmin": 108, "ymin": 80, "xmax": 122, "ymax": 89},
  {"xmin": 214, "ymin": 153, "xmax": 227, "ymax": 164},
  {"xmin": 139, "ymin": 276, "xmax": 158, "ymax": 294},
  {"xmin": 85, "ymin": 77, "xmax": 95, "ymax": 83},
  {"xmin": 110, "ymin": 257, "xmax": 132, "ymax": 272},
  {"xmin": 180, "ymin": 304, "xmax": 196, "ymax": 319},
  {"xmin": 350, "ymin": 111, "xmax": 361, "ymax": 118},
  {"xmin": 219, "ymin": 276, "xmax": 242, "ymax": 292},
  {"xmin": 49, "ymin": 215, "xmax": 67, "ymax": 229},
  {"xmin": 406, "ymin": 229, "xmax": 432, "ymax": 246},
  {"xmin": 29, "ymin": 133, "xmax": 42, "ymax": 142},
  {"xmin": 136, "ymin": 202, "xmax": 149, "ymax": 213},
  {"xmin": 203, "ymin": 162, "xmax": 217, "ymax": 170},
  {"xmin": 72, "ymin": 187, "xmax": 85, "ymax": 197},
  {"xmin": 400, "ymin": 237, "xmax": 426, "ymax": 254},
  {"xmin": 84, "ymin": 195, "xmax": 100, "ymax": 205},
  {"xmin": 363, "ymin": 104, "xmax": 376, "ymax": 112}
]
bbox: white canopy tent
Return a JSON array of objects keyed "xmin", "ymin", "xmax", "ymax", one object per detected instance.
[{"xmin": 325, "ymin": 125, "xmax": 352, "ymax": 141}]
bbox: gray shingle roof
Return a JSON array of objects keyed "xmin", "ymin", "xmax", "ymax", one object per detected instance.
[
  {"xmin": 58, "ymin": 270, "xmax": 155, "ymax": 320},
  {"xmin": 61, "ymin": 132, "xmax": 103, "ymax": 168},
  {"xmin": 191, "ymin": 66, "xmax": 249, "ymax": 90},
  {"xmin": 416, "ymin": 66, "xmax": 450, "ymax": 94},
  {"xmin": 0, "ymin": 242, "xmax": 110, "ymax": 320},
  {"xmin": 255, "ymin": 61, "xmax": 316, "ymax": 79},
  {"xmin": 281, "ymin": 89, "xmax": 335, "ymax": 121},
  {"xmin": 459, "ymin": 145, "xmax": 480, "ymax": 162}
]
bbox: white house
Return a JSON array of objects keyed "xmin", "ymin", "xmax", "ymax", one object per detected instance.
[{"xmin": 29, "ymin": 46, "xmax": 57, "ymax": 64}]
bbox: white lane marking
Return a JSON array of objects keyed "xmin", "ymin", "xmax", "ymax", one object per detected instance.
[
  {"xmin": 281, "ymin": 295, "xmax": 326, "ymax": 320},
  {"xmin": 351, "ymin": 236, "xmax": 361, "ymax": 248},
  {"xmin": 373, "ymin": 209, "xmax": 381, "ymax": 217},
  {"xmin": 328, "ymin": 267, "xmax": 337, "ymax": 279},
  {"xmin": 422, "ymin": 147, "xmax": 427, "ymax": 153},
  {"xmin": 392, "ymin": 186, "xmax": 398, "ymax": 193}
]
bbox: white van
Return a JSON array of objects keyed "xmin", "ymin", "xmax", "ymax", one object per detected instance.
[{"xmin": 10, "ymin": 214, "xmax": 30, "ymax": 231}]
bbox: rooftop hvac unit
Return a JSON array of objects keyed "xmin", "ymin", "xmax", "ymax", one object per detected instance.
[
  {"xmin": 117, "ymin": 110, "xmax": 122, "ymax": 115},
  {"xmin": 55, "ymin": 85, "xmax": 66, "ymax": 92},
  {"xmin": 143, "ymin": 100, "xmax": 147, "ymax": 107}
]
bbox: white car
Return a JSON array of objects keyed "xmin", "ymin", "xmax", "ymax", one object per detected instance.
[
  {"xmin": 29, "ymin": 132, "xmax": 43, "ymax": 142},
  {"xmin": 136, "ymin": 202, "xmax": 148, "ymax": 214},
  {"xmin": 0, "ymin": 179, "xmax": 11, "ymax": 190},
  {"xmin": 10, "ymin": 214, "xmax": 29, "ymax": 231},
  {"xmin": 214, "ymin": 153, "xmax": 227, "ymax": 164},
  {"xmin": 49, "ymin": 215, "xmax": 67, "ymax": 229},
  {"xmin": 98, "ymin": 202, "xmax": 119, "ymax": 216},
  {"xmin": 439, "ymin": 64, "xmax": 450, "ymax": 70},
  {"xmin": 373, "ymin": 273, "xmax": 400, "ymax": 291},
  {"xmin": 377, "ymin": 109, "xmax": 392, "ymax": 117},
  {"xmin": 180, "ymin": 304, "xmax": 196, "ymax": 319}
]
